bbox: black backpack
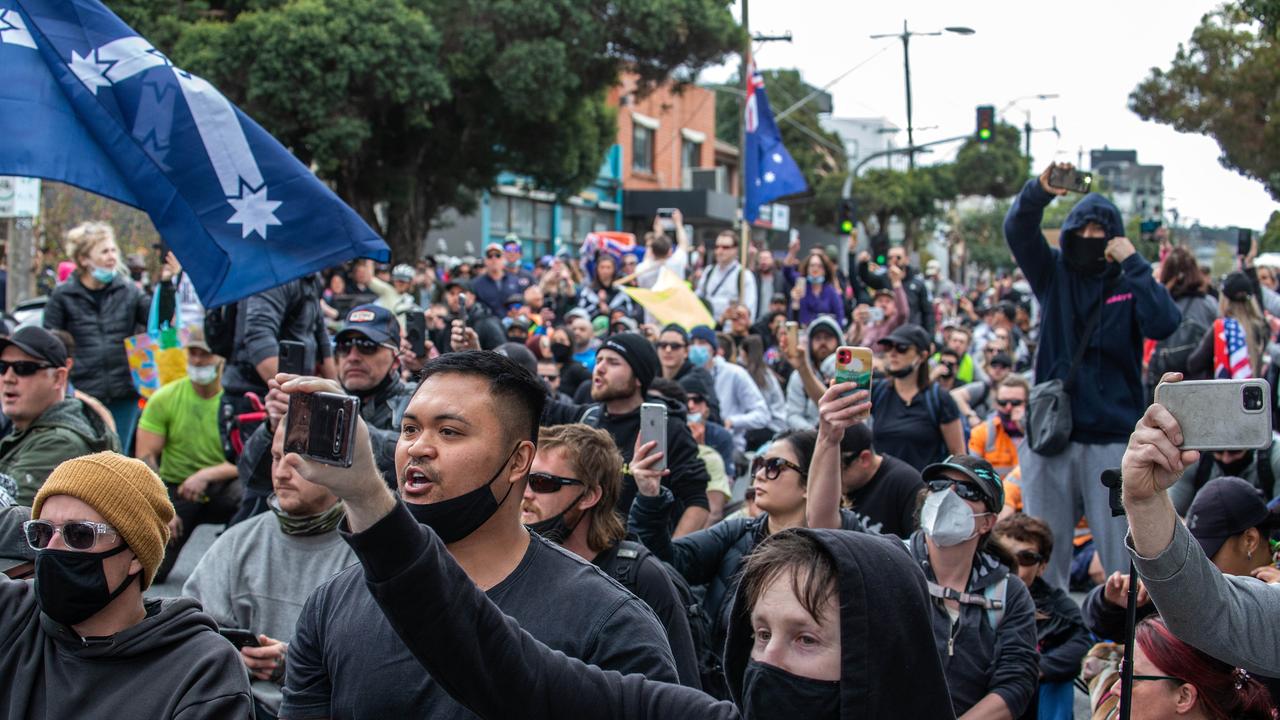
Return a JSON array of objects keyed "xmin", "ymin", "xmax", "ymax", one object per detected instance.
[
  {"xmin": 606, "ymin": 540, "xmax": 728, "ymax": 698},
  {"xmin": 203, "ymin": 302, "xmax": 239, "ymax": 360},
  {"xmin": 1147, "ymin": 297, "xmax": 1210, "ymax": 386}
]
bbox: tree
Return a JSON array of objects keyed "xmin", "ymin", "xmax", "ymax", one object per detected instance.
[
  {"xmin": 118, "ymin": 0, "xmax": 743, "ymax": 261},
  {"xmin": 955, "ymin": 201, "xmax": 1016, "ymax": 273},
  {"xmin": 852, "ymin": 164, "xmax": 954, "ymax": 251},
  {"xmin": 952, "ymin": 122, "xmax": 1029, "ymax": 199},
  {"xmin": 1129, "ymin": 3, "xmax": 1280, "ymax": 201},
  {"xmin": 1260, "ymin": 210, "xmax": 1280, "ymax": 253}
]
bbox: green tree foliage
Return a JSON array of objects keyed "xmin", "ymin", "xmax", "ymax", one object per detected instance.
[
  {"xmin": 1129, "ymin": 3, "xmax": 1280, "ymax": 201},
  {"xmin": 952, "ymin": 123, "xmax": 1029, "ymax": 199},
  {"xmin": 1260, "ymin": 210, "xmax": 1280, "ymax": 253},
  {"xmin": 852, "ymin": 164, "xmax": 953, "ymax": 250},
  {"xmin": 114, "ymin": 0, "xmax": 742, "ymax": 261},
  {"xmin": 955, "ymin": 201, "xmax": 1015, "ymax": 272}
]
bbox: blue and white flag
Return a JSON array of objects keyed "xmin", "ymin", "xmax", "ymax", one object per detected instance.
[
  {"xmin": 0, "ymin": 0, "xmax": 388, "ymax": 307},
  {"xmin": 743, "ymin": 63, "xmax": 807, "ymax": 224}
]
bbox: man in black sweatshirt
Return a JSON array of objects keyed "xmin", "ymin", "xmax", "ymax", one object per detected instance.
[
  {"xmin": 279, "ymin": 353, "xmax": 678, "ymax": 719},
  {"xmin": 0, "ymin": 452, "xmax": 252, "ymax": 718}
]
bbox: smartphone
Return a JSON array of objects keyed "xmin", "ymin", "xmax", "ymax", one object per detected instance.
[
  {"xmin": 1238, "ymin": 229, "xmax": 1253, "ymax": 257},
  {"xmin": 834, "ymin": 346, "xmax": 874, "ymax": 399},
  {"xmin": 639, "ymin": 402, "xmax": 669, "ymax": 473},
  {"xmin": 278, "ymin": 340, "xmax": 307, "ymax": 376},
  {"xmin": 456, "ymin": 292, "xmax": 469, "ymax": 328},
  {"xmin": 405, "ymin": 311, "xmax": 427, "ymax": 357},
  {"xmin": 284, "ymin": 392, "xmax": 361, "ymax": 467},
  {"xmin": 785, "ymin": 321, "xmax": 799, "ymax": 352},
  {"xmin": 656, "ymin": 207, "xmax": 677, "ymax": 231},
  {"xmin": 1047, "ymin": 166, "xmax": 1094, "ymax": 194},
  {"xmin": 1153, "ymin": 379, "xmax": 1272, "ymax": 451},
  {"xmin": 869, "ymin": 307, "xmax": 885, "ymax": 324},
  {"xmin": 218, "ymin": 627, "xmax": 260, "ymax": 649}
]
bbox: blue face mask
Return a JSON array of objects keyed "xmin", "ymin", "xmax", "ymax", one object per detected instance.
[
  {"xmin": 807, "ymin": 274, "xmax": 825, "ymax": 285},
  {"xmin": 90, "ymin": 265, "xmax": 115, "ymax": 284},
  {"xmin": 689, "ymin": 344, "xmax": 711, "ymax": 367}
]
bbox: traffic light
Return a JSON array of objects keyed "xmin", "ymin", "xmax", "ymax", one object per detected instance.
[
  {"xmin": 837, "ymin": 198, "xmax": 857, "ymax": 234},
  {"xmin": 871, "ymin": 234, "xmax": 890, "ymax": 266},
  {"xmin": 975, "ymin": 105, "xmax": 995, "ymax": 143}
]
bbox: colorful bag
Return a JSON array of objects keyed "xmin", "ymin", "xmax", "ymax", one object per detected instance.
[{"xmin": 124, "ymin": 286, "xmax": 189, "ymax": 399}]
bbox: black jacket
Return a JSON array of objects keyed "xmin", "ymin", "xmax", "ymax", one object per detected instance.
[
  {"xmin": 342, "ymin": 501, "xmax": 955, "ymax": 719},
  {"xmin": 221, "ymin": 274, "xmax": 330, "ymax": 396},
  {"xmin": 1028, "ymin": 578, "xmax": 1092, "ymax": 682},
  {"xmin": 43, "ymin": 274, "xmax": 150, "ymax": 402},
  {"xmin": 859, "ymin": 262, "xmax": 933, "ymax": 335}
]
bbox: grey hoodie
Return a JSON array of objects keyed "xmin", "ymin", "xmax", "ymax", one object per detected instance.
[
  {"xmin": 784, "ymin": 315, "xmax": 842, "ymax": 430},
  {"xmin": 0, "ymin": 577, "xmax": 252, "ymax": 718}
]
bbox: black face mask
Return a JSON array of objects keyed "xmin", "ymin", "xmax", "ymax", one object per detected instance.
[
  {"xmin": 35, "ymin": 544, "xmax": 137, "ymax": 626},
  {"xmin": 550, "ymin": 342, "xmax": 573, "ymax": 364},
  {"xmin": 741, "ymin": 660, "xmax": 840, "ymax": 720},
  {"xmin": 405, "ymin": 446, "xmax": 520, "ymax": 544},
  {"xmin": 525, "ymin": 491, "xmax": 587, "ymax": 545},
  {"xmin": 886, "ymin": 360, "xmax": 917, "ymax": 379},
  {"xmin": 1063, "ymin": 234, "xmax": 1109, "ymax": 276},
  {"xmin": 1217, "ymin": 451, "xmax": 1254, "ymax": 478},
  {"xmin": 998, "ymin": 411, "xmax": 1024, "ymax": 438}
]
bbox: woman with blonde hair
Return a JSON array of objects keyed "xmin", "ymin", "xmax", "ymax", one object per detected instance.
[
  {"xmin": 1187, "ymin": 271, "xmax": 1269, "ymax": 380},
  {"xmin": 43, "ymin": 221, "xmax": 150, "ymax": 452}
]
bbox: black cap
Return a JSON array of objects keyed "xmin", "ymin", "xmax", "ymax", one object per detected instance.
[
  {"xmin": 336, "ymin": 304, "xmax": 400, "ymax": 347},
  {"xmin": 600, "ymin": 333, "xmax": 659, "ymax": 391},
  {"xmin": 0, "ymin": 326, "xmax": 68, "ymax": 367},
  {"xmin": 989, "ymin": 352, "xmax": 1013, "ymax": 369},
  {"xmin": 1223, "ymin": 271, "xmax": 1253, "ymax": 302},
  {"xmin": 1187, "ymin": 477, "xmax": 1271, "ymax": 560},
  {"xmin": 660, "ymin": 324, "xmax": 689, "ymax": 342},
  {"xmin": 876, "ymin": 323, "xmax": 933, "ymax": 354},
  {"xmin": 495, "ymin": 342, "xmax": 538, "ymax": 378},
  {"xmin": 444, "ymin": 277, "xmax": 470, "ymax": 291},
  {"xmin": 679, "ymin": 373, "xmax": 712, "ymax": 401},
  {"xmin": 0, "ymin": 505, "xmax": 34, "ymax": 574},
  {"xmin": 922, "ymin": 454, "xmax": 1004, "ymax": 513}
]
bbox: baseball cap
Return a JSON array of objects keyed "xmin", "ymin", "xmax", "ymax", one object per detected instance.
[
  {"xmin": 926, "ymin": 259, "xmax": 941, "ymax": 274},
  {"xmin": 988, "ymin": 352, "xmax": 1014, "ymax": 369},
  {"xmin": 921, "ymin": 454, "xmax": 1004, "ymax": 513},
  {"xmin": 184, "ymin": 324, "xmax": 212, "ymax": 353},
  {"xmin": 391, "ymin": 264, "xmax": 415, "ymax": 282},
  {"xmin": 0, "ymin": 505, "xmax": 34, "ymax": 575},
  {"xmin": 876, "ymin": 324, "xmax": 933, "ymax": 354},
  {"xmin": 1223, "ymin": 271, "xmax": 1253, "ymax": 303},
  {"xmin": 336, "ymin": 304, "xmax": 400, "ymax": 347},
  {"xmin": 0, "ymin": 326, "xmax": 68, "ymax": 367},
  {"xmin": 484, "ymin": 242, "xmax": 504, "ymax": 255},
  {"xmin": 1187, "ymin": 477, "xmax": 1271, "ymax": 560}
]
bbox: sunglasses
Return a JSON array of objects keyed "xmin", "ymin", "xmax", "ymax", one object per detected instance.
[
  {"xmin": 1117, "ymin": 659, "xmax": 1184, "ymax": 685},
  {"xmin": 984, "ymin": 347, "xmax": 1002, "ymax": 354},
  {"xmin": 1013, "ymin": 549, "xmax": 1045, "ymax": 567},
  {"xmin": 688, "ymin": 395, "xmax": 706, "ymax": 404},
  {"xmin": 486, "ymin": 251, "xmax": 503, "ymax": 259},
  {"xmin": 656, "ymin": 342, "xmax": 686, "ymax": 351},
  {"xmin": 752, "ymin": 456, "xmax": 807, "ymax": 481},
  {"xmin": 336, "ymin": 337, "xmax": 386, "ymax": 356},
  {"xmin": 888, "ymin": 343, "xmax": 913, "ymax": 354},
  {"xmin": 527, "ymin": 471, "xmax": 585, "ymax": 494},
  {"xmin": 989, "ymin": 361, "xmax": 1011, "ymax": 369},
  {"xmin": 714, "ymin": 244, "xmax": 736, "ymax": 251},
  {"xmin": 539, "ymin": 374, "xmax": 559, "ymax": 383},
  {"xmin": 927, "ymin": 478, "xmax": 986, "ymax": 504},
  {"xmin": 0, "ymin": 360, "xmax": 55, "ymax": 377},
  {"xmin": 997, "ymin": 398, "xmax": 1025, "ymax": 408},
  {"xmin": 24, "ymin": 519, "xmax": 117, "ymax": 551}
]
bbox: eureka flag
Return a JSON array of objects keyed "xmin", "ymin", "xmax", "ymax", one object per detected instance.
[
  {"xmin": 0, "ymin": 0, "xmax": 389, "ymax": 307},
  {"xmin": 743, "ymin": 62, "xmax": 807, "ymax": 224}
]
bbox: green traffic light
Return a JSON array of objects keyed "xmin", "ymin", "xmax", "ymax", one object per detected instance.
[
  {"xmin": 840, "ymin": 220, "xmax": 854, "ymax": 233},
  {"xmin": 978, "ymin": 128, "xmax": 991, "ymax": 140},
  {"xmin": 876, "ymin": 255, "xmax": 886, "ymax": 264}
]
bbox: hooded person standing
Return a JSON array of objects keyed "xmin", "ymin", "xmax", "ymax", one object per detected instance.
[{"xmin": 1003, "ymin": 162, "xmax": 1180, "ymax": 589}]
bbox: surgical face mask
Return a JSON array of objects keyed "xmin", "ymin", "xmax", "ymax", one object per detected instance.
[
  {"xmin": 187, "ymin": 362, "xmax": 219, "ymax": 386},
  {"xmin": 921, "ymin": 488, "xmax": 983, "ymax": 547},
  {"xmin": 90, "ymin": 265, "xmax": 116, "ymax": 284},
  {"xmin": 741, "ymin": 659, "xmax": 840, "ymax": 720},
  {"xmin": 688, "ymin": 412, "xmax": 703, "ymax": 424},
  {"xmin": 807, "ymin": 274, "xmax": 825, "ymax": 285},
  {"xmin": 689, "ymin": 344, "xmax": 711, "ymax": 367},
  {"xmin": 35, "ymin": 544, "xmax": 138, "ymax": 626},
  {"xmin": 525, "ymin": 491, "xmax": 586, "ymax": 545},
  {"xmin": 404, "ymin": 446, "xmax": 520, "ymax": 544}
]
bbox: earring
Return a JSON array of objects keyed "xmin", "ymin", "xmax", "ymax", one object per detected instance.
[{"xmin": 1248, "ymin": 550, "xmax": 1255, "ymax": 561}]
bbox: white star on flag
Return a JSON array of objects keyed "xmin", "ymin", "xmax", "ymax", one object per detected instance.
[
  {"xmin": 227, "ymin": 185, "xmax": 282, "ymax": 239},
  {"xmin": 764, "ymin": 171, "xmax": 776, "ymax": 183},
  {"xmin": 771, "ymin": 153, "xmax": 783, "ymax": 164}
]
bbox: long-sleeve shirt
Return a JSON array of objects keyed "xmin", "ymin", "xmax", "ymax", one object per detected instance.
[
  {"xmin": 708, "ymin": 358, "xmax": 769, "ymax": 451},
  {"xmin": 851, "ymin": 285, "xmax": 909, "ymax": 352},
  {"xmin": 697, "ymin": 262, "xmax": 757, "ymax": 320},
  {"xmin": 794, "ymin": 282, "xmax": 845, "ymax": 326}
]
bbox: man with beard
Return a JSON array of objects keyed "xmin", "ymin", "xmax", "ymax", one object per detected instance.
[
  {"xmin": 542, "ymin": 333, "xmax": 710, "ymax": 537},
  {"xmin": 231, "ymin": 305, "xmax": 416, "ymax": 523},
  {"xmin": 1168, "ymin": 439, "xmax": 1280, "ymax": 515},
  {"xmin": 280, "ymin": 352, "xmax": 677, "ymax": 719},
  {"xmin": 520, "ymin": 423, "xmax": 701, "ymax": 689},
  {"xmin": 783, "ymin": 315, "xmax": 841, "ymax": 430}
]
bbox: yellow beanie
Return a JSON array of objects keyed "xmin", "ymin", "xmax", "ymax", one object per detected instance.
[{"xmin": 33, "ymin": 452, "xmax": 174, "ymax": 589}]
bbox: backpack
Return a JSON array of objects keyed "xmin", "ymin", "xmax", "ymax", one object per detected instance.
[
  {"xmin": 1147, "ymin": 297, "xmax": 1210, "ymax": 386},
  {"xmin": 204, "ymin": 302, "xmax": 239, "ymax": 360},
  {"xmin": 606, "ymin": 540, "xmax": 727, "ymax": 698}
]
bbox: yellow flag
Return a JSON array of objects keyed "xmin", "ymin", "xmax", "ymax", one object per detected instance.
[{"xmin": 621, "ymin": 268, "xmax": 715, "ymax": 330}]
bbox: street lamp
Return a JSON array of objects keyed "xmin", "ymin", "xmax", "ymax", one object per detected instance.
[{"xmin": 871, "ymin": 21, "xmax": 975, "ymax": 170}]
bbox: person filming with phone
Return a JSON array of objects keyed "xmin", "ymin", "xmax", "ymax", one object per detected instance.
[{"xmin": 1003, "ymin": 162, "xmax": 1181, "ymax": 590}]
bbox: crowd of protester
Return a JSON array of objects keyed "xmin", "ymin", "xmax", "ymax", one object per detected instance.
[{"xmin": 2, "ymin": 163, "xmax": 1280, "ymax": 719}]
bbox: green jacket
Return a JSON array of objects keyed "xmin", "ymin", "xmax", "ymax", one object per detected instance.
[{"xmin": 0, "ymin": 399, "xmax": 120, "ymax": 507}]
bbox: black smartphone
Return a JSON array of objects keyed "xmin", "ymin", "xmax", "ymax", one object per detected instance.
[
  {"xmin": 284, "ymin": 392, "xmax": 361, "ymax": 467},
  {"xmin": 456, "ymin": 292, "xmax": 469, "ymax": 328},
  {"xmin": 218, "ymin": 627, "xmax": 260, "ymax": 649},
  {"xmin": 1238, "ymin": 229, "xmax": 1253, "ymax": 257},
  {"xmin": 405, "ymin": 311, "xmax": 427, "ymax": 357},
  {"xmin": 1047, "ymin": 166, "xmax": 1093, "ymax": 194},
  {"xmin": 656, "ymin": 207, "xmax": 677, "ymax": 231},
  {"xmin": 278, "ymin": 340, "xmax": 307, "ymax": 376}
]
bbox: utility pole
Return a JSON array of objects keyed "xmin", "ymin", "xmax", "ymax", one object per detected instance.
[{"xmin": 737, "ymin": 0, "xmax": 750, "ymax": 305}]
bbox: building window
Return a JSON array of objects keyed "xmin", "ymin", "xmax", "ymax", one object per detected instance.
[
  {"xmin": 490, "ymin": 195, "xmax": 510, "ymax": 235},
  {"xmin": 632, "ymin": 124, "xmax": 655, "ymax": 173},
  {"xmin": 682, "ymin": 139, "xmax": 702, "ymax": 172}
]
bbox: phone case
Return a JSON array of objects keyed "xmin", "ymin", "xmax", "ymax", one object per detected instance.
[
  {"xmin": 278, "ymin": 340, "xmax": 307, "ymax": 375},
  {"xmin": 834, "ymin": 347, "xmax": 874, "ymax": 397},
  {"xmin": 1153, "ymin": 379, "xmax": 1272, "ymax": 451},
  {"xmin": 1048, "ymin": 167, "xmax": 1093, "ymax": 193},
  {"xmin": 406, "ymin": 312, "xmax": 427, "ymax": 356},
  {"xmin": 284, "ymin": 392, "xmax": 362, "ymax": 467},
  {"xmin": 639, "ymin": 402, "xmax": 668, "ymax": 473}
]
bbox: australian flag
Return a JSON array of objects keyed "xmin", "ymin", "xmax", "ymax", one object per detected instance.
[
  {"xmin": 0, "ymin": 0, "xmax": 388, "ymax": 307},
  {"xmin": 743, "ymin": 62, "xmax": 807, "ymax": 224}
]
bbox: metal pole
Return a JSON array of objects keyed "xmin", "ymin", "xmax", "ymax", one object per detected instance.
[
  {"xmin": 902, "ymin": 21, "xmax": 914, "ymax": 172},
  {"xmin": 1024, "ymin": 112, "xmax": 1032, "ymax": 161},
  {"xmin": 738, "ymin": 0, "xmax": 750, "ymax": 307},
  {"xmin": 6, "ymin": 216, "xmax": 35, "ymax": 311}
]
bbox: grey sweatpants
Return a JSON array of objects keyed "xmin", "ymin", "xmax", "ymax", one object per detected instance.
[{"xmin": 1021, "ymin": 440, "xmax": 1129, "ymax": 589}]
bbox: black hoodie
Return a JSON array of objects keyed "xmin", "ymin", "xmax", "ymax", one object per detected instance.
[
  {"xmin": 342, "ymin": 501, "xmax": 957, "ymax": 719},
  {"xmin": 0, "ymin": 578, "xmax": 252, "ymax": 718}
]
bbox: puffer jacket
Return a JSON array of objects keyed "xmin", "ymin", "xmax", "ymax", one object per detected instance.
[{"xmin": 43, "ymin": 274, "xmax": 150, "ymax": 402}]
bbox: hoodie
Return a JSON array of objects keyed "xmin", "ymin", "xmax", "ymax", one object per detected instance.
[
  {"xmin": 0, "ymin": 579, "xmax": 252, "ymax": 718},
  {"xmin": 784, "ymin": 316, "xmax": 841, "ymax": 430},
  {"xmin": 1004, "ymin": 181, "xmax": 1180, "ymax": 443},
  {"xmin": 0, "ymin": 398, "xmax": 121, "ymax": 507},
  {"xmin": 342, "ymin": 501, "xmax": 955, "ymax": 719}
]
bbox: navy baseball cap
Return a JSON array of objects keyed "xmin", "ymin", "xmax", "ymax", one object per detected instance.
[
  {"xmin": 336, "ymin": 304, "xmax": 400, "ymax": 347},
  {"xmin": 1187, "ymin": 477, "xmax": 1271, "ymax": 560}
]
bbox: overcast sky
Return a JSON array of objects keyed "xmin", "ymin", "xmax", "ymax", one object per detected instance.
[{"xmin": 703, "ymin": 0, "xmax": 1278, "ymax": 230}]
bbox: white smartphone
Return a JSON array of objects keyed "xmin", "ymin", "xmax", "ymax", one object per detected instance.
[
  {"xmin": 639, "ymin": 402, "xmax": 669, "ymax": 472},
  {"xmin": 1153, "ymin": 379, "xmax": 1272, "ymax": 451}
]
